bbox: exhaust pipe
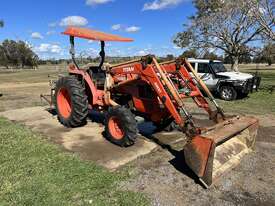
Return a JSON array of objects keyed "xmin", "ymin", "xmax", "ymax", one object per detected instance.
[{"xmin": 184, "ymin": 116, "xmax": 259, "ymax": 187}]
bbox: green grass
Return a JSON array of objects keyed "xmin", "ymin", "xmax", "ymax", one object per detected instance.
[
  {"xmin": 0, "ymin": 117, "xmax": 149, "ymax": 206},
  {"xmin": 218, "ymin": 91, "xmax": 275, "ymax": 115},
  {"xmin": 218, "ymin": 69, "xmax": 275, "ymax": 115},
  {"xmin": 0, "ymin": 65, "xmax": 67, "ymax": 84},
  {"xmin": 256, "ymin": 72, "xmax": 275, "ymax": 89}
]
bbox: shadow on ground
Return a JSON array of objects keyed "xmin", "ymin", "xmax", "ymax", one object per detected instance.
[{"xmin": 138, "ymin": 121, "xmax": 203, "ymax": 186}]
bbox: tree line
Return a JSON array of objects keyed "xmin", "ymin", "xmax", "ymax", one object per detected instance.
[{"xmin": 180, "ymin": 43, "xmax": 275, "ymax": 65}]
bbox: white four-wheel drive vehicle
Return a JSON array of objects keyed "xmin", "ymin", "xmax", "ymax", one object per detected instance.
[{"xmin": 188, "ymin": 59, "xmax": 261, "ymax": 101}]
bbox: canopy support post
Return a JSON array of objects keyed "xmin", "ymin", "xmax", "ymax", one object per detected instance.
[
  {"xmin": 70, "ymin": 36, "xmax": 80, "ymax": 69},
  {"xmin": 99, "ymin": 41, "xmax": 105, "ymax": 69}
]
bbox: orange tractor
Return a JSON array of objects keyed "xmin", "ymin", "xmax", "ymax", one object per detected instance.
[{"xmin": 46, "ymin": 27, "xmax": 259, "ymax": 187}]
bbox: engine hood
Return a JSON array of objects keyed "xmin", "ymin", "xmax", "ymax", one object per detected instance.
[{"xmin": 217, "ymin": 72, "xmax": 253, "ymax": 81}]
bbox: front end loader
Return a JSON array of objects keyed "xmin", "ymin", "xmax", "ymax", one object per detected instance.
[{"xmin": 44, "ymin": 27, "xmax": 259, "ymax": 187}]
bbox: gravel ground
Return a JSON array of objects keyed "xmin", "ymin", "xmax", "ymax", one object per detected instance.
[{"xmin": 120, "ymin": 117, "xmax": 275, "ymax": 206}]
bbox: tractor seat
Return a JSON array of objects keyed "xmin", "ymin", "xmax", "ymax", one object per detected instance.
[{"xmin": 89, "ymin": 66, "xmax": 106, "ymax": 89}]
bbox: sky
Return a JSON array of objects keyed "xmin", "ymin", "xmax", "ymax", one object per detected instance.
[{"xmin": 0, "ymin": 0, "xmax": 195, "ymax": 59}]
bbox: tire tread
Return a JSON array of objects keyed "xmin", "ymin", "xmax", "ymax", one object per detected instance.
[
  {"xmin": 55, "ymin": 76, "xmax": 89, "ymax": 128},
  {"xmin": 105, "ymin": 106, "xmax": 138, "ymax": 147}
]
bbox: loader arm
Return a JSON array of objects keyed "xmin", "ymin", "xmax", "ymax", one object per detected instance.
[
  {"xmin": 111, "ymin": 56, "xmax": 219, "ymax": 127},
  {"xmin": 110, "ymin": 57, "xmax": 193, "ymax": 130},
  {"xmin": 161, "ymin": 58, "xmax": 225, "ymax": 122}
]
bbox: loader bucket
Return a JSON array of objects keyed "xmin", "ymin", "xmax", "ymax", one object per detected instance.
[{"xmin": 184, "ymin": 116, "xmax": 259, "ymax": 187}]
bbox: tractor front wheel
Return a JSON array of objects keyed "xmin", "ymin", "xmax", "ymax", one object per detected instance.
[
  {"xmin": 105, "ymin": 106, "xmax": 138, "ymax": 147},
  {"xmin": 55, "ymin": 76, "xmax": 88, "ymax": 127}
]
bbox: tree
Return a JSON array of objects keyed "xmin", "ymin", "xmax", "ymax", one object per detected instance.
[
  {"xmin": 174, "ymin": 0, "xmax": 267, "ymax": 71},
  {"xmin": 158, "ymin": 54, "xmax": 175, "ymax": 62},
  {"xmin": 224, "ymin": 45, "xmax": 252, "ymax": 64},
  {"xmin": 248, "ymin": 0, "xmax": 275, "ymax": 41},
  {"xmin": 0, "ymin": 46, "xmax": 9, "ymax": 68},
  {"xmin": 0, "ymin": 40, "xmax": 38, "ymax": 69},
  {"xmin": 17, "ymin": 41, "xmax": 38, "ymax": 68},
  {"xmin": 2, "ymin": 40, "xmax": 20, "ymax": 67},
  {"xmin": 165, "ymin": 54, "xmax": 174, "ymax": 61},
  {"xmin": 263, "ymin": 43, "xmax": 275, "ymax": 65},
  {"xmin": 202, "ymin": 51, "xmax": 219, "ymax": 60},
  {"xmin": 239, "ymin": 53, "xmax": 252, "ymax": 64},
  {"xmin": 257, "ymin": 42, "xmax": 275, "ymax": 65},
  {"xmin": 180, "ymin": 49, "xmax": 198, "ymax": 58}
]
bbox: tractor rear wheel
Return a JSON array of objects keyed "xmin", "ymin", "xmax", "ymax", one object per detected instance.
[
  {"xmin": 105, "ymin": 106, "xmax": 138, "ymax": 147},
  {"xmin": 55, "ymin": 76, "xmax": 88, "ymax": 127}
]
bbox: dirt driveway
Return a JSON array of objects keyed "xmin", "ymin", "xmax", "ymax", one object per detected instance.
[
  {"xmin": 0, "ymin": 82, "xmax": 49, "ymax": 112},
  {"xmin": 120, "ymin": 115, "xmax": 275, "ymax": 206}
]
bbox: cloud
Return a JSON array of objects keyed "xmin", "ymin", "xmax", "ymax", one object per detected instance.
[
  {"xmin": 34, "ymin": 43, "xmax": 62, "ymax": 54},
  {"xmin": 31, "ymin": 32, "xmax": 44, "ymax": 39},
  {"xmin": 48, "ymin": 22, "xmax": 58, "ymax": 27},
  {"xmin": 24, "ymin": 41, "xmax": 33, "ymax": 49},
  {"xmin": 46, "ymin": 30, "xmax": 56, "ymax": 35},
  {"xmin": 125, "ymin": 26, "xmax": 141, "ymax": 33},
  {"xmin": 137, "ymin": 50, "xmax": 149, "ymax": 56},
  {"xmin": 111, "ymin": 24, "xmax": 121, "ymax": 31},
  {"xmin": 51, "ymin": 45, "xmax": 62, "ymax": 53},
  {"xmin": 60, "ymin": 16, "xmax": 88, "ymax": 27},
  {"xmin": 143, "ymin": 0, "xmax": 183, "ymax": 11},
  {"xmin": 173, "ymin": 45, "xmax": 181, "ymax": 50},
  {"xmin": 111, "ymin": 24, "xmax": 141, "ymax": 33},
  {"xmin": 88, "ymin": 40, "xmax": 94, "ymax": 44},
  {"xmin": 86, "ymin": 0, "xmax": 113, "ymax": 6}
]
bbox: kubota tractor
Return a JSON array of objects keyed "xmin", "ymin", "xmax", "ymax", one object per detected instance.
[{"xmin": 45, "ymin": 27, "xmax": 259, "ymax": 187}]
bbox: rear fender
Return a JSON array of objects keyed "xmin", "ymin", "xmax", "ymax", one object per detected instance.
[{"xmin": 68, "ymin": 65, "xmax": 99, "ymax": 106}]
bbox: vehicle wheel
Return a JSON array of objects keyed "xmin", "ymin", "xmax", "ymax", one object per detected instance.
[
  {"xmin": 55, "ymin": 76, "xmax": 88, "ymax": 127},
  {"xmin": 105, "ymin": 106, "xmax": 138, "ymax": 147},
  {"xmin": 219, "ymin": 86, "xmax": 237, "ymax": 101}
]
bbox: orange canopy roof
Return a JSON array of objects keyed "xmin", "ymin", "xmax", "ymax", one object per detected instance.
[{"xmin": 62, "ymin": 27, "xmax": 134, "ymax": 42}]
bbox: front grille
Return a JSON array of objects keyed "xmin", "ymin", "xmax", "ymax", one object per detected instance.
[
  {"xmin": 244, "ymin": 76, "xmax": 261, "ymax": 93},
  {"xmin": 246, "ymin": 78, "xmax": 254, "ymax": 93}
]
